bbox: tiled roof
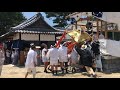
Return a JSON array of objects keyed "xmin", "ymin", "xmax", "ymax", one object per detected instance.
[
  {"xmin": 11, "ymin": 13, "xmax": 40, "ymax": 30},
  {"xmin": 11, "ymin": 13, "xmax": 64, "ymax": 32}
]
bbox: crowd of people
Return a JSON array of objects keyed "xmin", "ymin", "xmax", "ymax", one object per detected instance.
[
  {"xmin": 0, "ymin": 32, "xmax": 104, "ymax": 78},
  {"xmin": 25, "ymin": 37, "xmax": 103, "ymax": 78},
  {"xmin": 4, "ymin": 48, "xmax": 19, "ymax": 66}
]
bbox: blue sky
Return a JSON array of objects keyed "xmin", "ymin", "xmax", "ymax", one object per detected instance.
[{"xmin": 23, "ymin": 12, "xmax": 54, "ymax": 26}]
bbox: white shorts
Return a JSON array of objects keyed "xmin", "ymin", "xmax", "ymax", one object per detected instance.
[
  {"xmin": 50, "ymin": 61, "xmax": 58, "ymax": 65},
  {"xmin": 42, "ymin": 57, "xmax": 49, "ymax": 62},
  {"xmin": 27, "ymin": 68, "xmax": 36, "ymax": 74},
  {"xmin": 59, "ymin": 59, "xmax": 68, "ymax": 63},
  {"xmin": 59, "ymin": 56, "xmax": 68, "ymax": 62}
]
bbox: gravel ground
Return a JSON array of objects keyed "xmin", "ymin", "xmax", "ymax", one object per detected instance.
[{"xmin": 0, "ymin": 64, "xmax": 120, "ymax": 78}]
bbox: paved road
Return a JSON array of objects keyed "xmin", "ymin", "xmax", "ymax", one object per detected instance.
[{"xmin": 0, "ymin": 64, "xmax": 120, "ymax": 78}]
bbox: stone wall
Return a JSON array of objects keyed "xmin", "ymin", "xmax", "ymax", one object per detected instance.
[{"xmin": 102, "ymin": 55, "xmax": 120, "ymax": 72}]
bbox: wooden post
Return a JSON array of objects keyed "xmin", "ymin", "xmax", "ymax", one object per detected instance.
[
  {"xmin": 105, "ymin": 21, "xmax": 108, "ymax": 39},
  {"xmin": 39, "ymin": 33, "xmax": 41, "ymax": 45},
  {"xmin": 19, "ymin": 33, "xmax": 21, "ymax": 40},
  {"xmin": 96, "ymin": 18, "xmax": 99, "ymax": 39},
  {"xmin": 19, "ymin": 33, "xmax": 22, "ymax": 65},
  {"xmin": 112, "ymin": 31, "xmax": 114, "ymax": 40},
  {"xmin": 87, "ymin": 16, "xmax": 88, "ymax": 31},
  {"xmin": 55, "ymin": 34, "xmax": 57, "ymax": 43},
  {"xmin": 75, "ymin": 22, "xmax": 77, "ymax": 29},
  {"xmin": 19, "ymin": 51, "xmax": 25, "ymax": 66},
  {"xmin": 101, "ymin": 20, "xmax": 103, "ymax": 32}
]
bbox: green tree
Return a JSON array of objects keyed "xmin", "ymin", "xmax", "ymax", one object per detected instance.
[
  {"xmin": 0, "ymin": 12, "xmax": 26, "ymax": 36},
  {"xmin": 45, "ymin": 12, "xmax": 73, "ymax": 28}
]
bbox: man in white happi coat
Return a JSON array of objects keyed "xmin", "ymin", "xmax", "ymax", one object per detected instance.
[
  {"xmin": 47, "ymin": 45, "xmax": 59, "ymax": 75},
  {"xmin": 25, "ymin": 43, "xmax": 37, "ymax": 78},
  {"xmin": 69, "ymin": 47, "xmax": 79, "ymax": 73},
  {"xmin": 42, "ymin": 44, "xmax": 49, "ymax": 73},
  {"xmin": 58, "ymin": 42, "xmax": 68, "ymax": 74}
]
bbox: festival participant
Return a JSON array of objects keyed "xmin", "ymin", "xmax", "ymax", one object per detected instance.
[
  {"xmin": 12, "ymin": 49, "xmax": 19, "ymax": 66},
  {"xmin": 92, "ymin": 32, "xmax": 98, "ymax": 42},
  {"xmin": 41, "ymin": 43, "xmax": 49, "ymax": 73},
  {"xmin": 25, "ymin": 43, "xmax": 37, "ymax": 78},
  {"xmin": 5, "ymin": 49, "xmax": 11, "ymax": 64},
  {"xmin": 69, "ymin": 46, "xmax": 79, "ymax": 73},
  {"xmin": 58, "ymin": 42, "xmax": 68, "ymax": 74},
  {"xmin": 47, "ymin": 45, "xmax": 59, "ymax": 75},
  {"xmin": 47, "ymin": 45, "xmax": 54, "ymax": 72},
  {"xmin": 11, "ymin": 49, "xmax": 15, "ymax": 65},
  {"xmin": 91, "ymin": 41, "xmax": 103, "ymax": 72},
  {"xmin": 75, "ymin": 44, "xmax": 98, "ymax": 78}
]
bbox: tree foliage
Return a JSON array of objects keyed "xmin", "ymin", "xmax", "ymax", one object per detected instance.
[
  {"xmin": 45, "ymin": 12, "xmax": 73, "ymax": 28},
  {"xmin": 0, "ymin": 12, "xmax": 26, "ymax": 35}
]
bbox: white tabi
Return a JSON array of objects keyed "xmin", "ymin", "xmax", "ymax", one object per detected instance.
[
  {"xmin": 42, "ymin": 48, "xmax": 48, "ymax": 62},
  {"xmin": 58, "ymin": 45, "xmax": 68, "ymax": 62},
  {"xmin": 25, "ymin": 48, "xmax": 37, "ymax": 74},
  {"xmin": 47, "ymin": 48, "xmax": 59, "ymax": 65}
]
